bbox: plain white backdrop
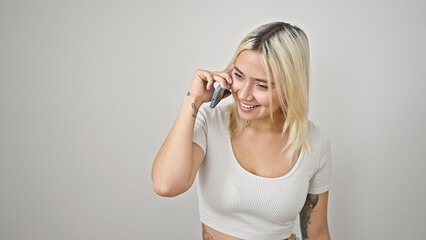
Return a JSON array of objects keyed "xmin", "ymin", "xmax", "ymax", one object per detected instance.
[{"xmin": 1, "ymin": 0, "xmax": 425, "ymax": 239}]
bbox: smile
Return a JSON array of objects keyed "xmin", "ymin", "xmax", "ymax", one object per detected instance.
[
  {"xmin": 239, "ymin": 101, "xmax": 261, "ymax": 112},
  {"xmin": 240, "ymin": 102, "xmax": 260, "ymax": 108}
]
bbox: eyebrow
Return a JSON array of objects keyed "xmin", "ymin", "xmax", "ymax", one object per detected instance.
[{"xmin": 234, "ymin": 65, "xmax": 274, "ymax": 85}]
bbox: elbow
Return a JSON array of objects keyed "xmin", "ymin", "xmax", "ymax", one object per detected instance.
[
  {"xmin": 310, "ymin": 229, "xmax": 331, "ymax": 240},
  {"xmin": 151, "ymin": 166, "xmax": 191, "ymax": 197},
  {"xmin": 152, "ymin": 179, "xmax": 185, "ymax": 198},
  {"xmin": 153, "ymin": 182, "xmax": 176, "ymax": 197}
]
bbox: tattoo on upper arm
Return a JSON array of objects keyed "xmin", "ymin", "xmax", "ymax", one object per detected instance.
[
  {"xmin": 300, "ymin": 194, "xmax": 319, "ymax": 238},
  {"xmin": 202, "ymin": 224, "xmax": 214, "ymax": 240}
]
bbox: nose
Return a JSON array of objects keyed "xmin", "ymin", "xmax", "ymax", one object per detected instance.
[{"xmin": 236, "ymin": 81, "xmax": 254, "ymax": 101}]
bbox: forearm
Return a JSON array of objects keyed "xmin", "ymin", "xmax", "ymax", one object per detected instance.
[{"xmin": 152, "ymin": 94, "xmax": 203, "ymax": 197}]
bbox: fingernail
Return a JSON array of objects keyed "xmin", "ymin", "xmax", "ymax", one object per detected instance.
[
  {"xmin": 229, "ymin": 78, "xmax": 233, "ymax": 84},
  {"xmin": 223, "ymin": 82, "xmax": 227, "ymax": 88}
]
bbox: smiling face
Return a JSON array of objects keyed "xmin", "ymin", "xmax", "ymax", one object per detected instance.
[{"xmin": 231, "ymin": 50, "xmax": 283, "ymax": 123}]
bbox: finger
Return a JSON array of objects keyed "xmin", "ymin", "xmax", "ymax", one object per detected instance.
[
  {"xmin": 196, "ymin": 70, "xmax": 214, "ymax": 90},
  {"xmin": 223, "ymin": 64, "xmax": 234, "ymax": 83},
  {"xmin": 212, "ymin": 73, "xmax": 229, "ymax": 89},
  {"xmin": 205, "ymin": 72, "xmax": 215, "ymax": 90},
  {"xmin": 213, "ymin": 71, "xmax": 232, "ymax": 85}
]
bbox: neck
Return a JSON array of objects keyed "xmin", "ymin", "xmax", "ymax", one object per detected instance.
[{"xmin": 248, "ymin": 113, "xmax": 286, "ymax": 133}]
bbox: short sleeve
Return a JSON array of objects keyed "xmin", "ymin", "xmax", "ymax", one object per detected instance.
[
  {"xmin": 192, "ymin": 104, "xmax": 209, "ymax": 155},
  {"xmin": 308, "ymin": 134, "xmax": 332, "ymax": 194}
]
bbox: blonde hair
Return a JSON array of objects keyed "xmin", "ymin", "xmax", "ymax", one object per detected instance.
[{"xmin": 225, "ymin": 22, "xmax": 313, "ymax": 162}]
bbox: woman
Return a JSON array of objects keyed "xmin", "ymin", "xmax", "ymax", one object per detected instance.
[{"xmin": 152, "ymin": 22, "xmax": 332, "ymax": 240}]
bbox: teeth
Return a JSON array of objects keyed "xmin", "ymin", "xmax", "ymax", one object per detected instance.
[{"xmin": 241, "ymin": 102, "xmax": 258, "ymax": 108}]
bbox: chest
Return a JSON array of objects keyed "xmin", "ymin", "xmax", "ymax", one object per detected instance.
[
  {"xmin": 231, "ymin": 132, "xmax": 299, "ymax": 178},
  {"xmin": 198, "ymin": 124, "xmax": 316, "ymax": 225}
]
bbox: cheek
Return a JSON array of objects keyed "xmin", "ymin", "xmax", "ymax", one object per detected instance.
[
  {"xmin": 269, "ymin": 95, "xmax": 281, "ymax": 110},
  {"xmin": 257, "ymin": 94, "xmax": 272, "ymax": 106},
  {"xmin": 230, "ymin": 81, "xmax": 242, "ymax": 92},
  {"xmin": 256, "ymin": 91, "xmax": 279, "ymax": 108}
]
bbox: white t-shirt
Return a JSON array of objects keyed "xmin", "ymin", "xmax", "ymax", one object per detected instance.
[{"xmin": 192, "ymin": 103, "xmax": 332, "ymax": 240}]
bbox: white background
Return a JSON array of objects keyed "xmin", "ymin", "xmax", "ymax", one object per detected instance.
[{"xmin": 1, "ymin": 0, "xmax": 425, "ymax": 239}]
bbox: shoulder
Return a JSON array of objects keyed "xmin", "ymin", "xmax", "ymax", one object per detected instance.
[
  {"xmin": 305, "ymin": 124, "xmax": 333, "ymax": 194},
  {"xmin": 308, "ymin": 124, "xmax": 329, "ymax": 146},
  {"xmin": 307, "ymin": 123, "xmax": 332, "ymax": 160},
  {"xmin": 197, "ymin": 102, "xmax": 230, "ymax": 124}
]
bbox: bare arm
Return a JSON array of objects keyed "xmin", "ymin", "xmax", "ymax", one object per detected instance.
[
  {"xmin": 299, "ymin": 191, "xmax": 330, "ymax": 240},
  {"xmin": 151, "ymin": 93, "xmax": 204, "ymax": 197},
  {"xmin": 151, "ymin": 69, "xmax": 232, "ymax": 197}
]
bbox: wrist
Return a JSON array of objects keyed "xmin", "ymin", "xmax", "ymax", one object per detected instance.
[{"xmin": 185, "ymin": 90, "xmax": 203, "ymax": 109}]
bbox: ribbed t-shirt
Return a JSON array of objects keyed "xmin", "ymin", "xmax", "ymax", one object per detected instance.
[{"xmin": 192, "ymin": 103, "xmax": 332, "ymax": 240}]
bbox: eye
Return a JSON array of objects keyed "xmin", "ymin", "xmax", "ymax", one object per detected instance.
[
  {"xmin": 257, "ymin": 84, "xmax": 268, "ymax": 90},
  {"xmin": 234, "ymin": 72, "xmax": 243, "ymax": 80}
]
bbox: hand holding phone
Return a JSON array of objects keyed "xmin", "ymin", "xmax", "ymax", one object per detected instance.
[{"xmin": 210, "ymin": 82, "xmax": 231, "ymax": 108}]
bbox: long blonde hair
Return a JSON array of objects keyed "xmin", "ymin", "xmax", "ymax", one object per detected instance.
[{"xmin": 225, "ymin": 22, "xmax": 312, "ymax": 162}]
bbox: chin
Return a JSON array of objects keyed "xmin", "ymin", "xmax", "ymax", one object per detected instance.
[
  {"xmin": 237, "ymin": 113, "xmax": 254, "ymax": 121},
  {"xmin": 236, "ymin": 108, "xmax": 262, "ymax": 121}
]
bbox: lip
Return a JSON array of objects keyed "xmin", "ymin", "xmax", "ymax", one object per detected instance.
[{"xmin": 238, "ymin": 101, "xmax": 260, "ymax": 113}]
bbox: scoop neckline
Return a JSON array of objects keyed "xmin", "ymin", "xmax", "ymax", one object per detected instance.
[{"xmin": 225, "ymin": 124, "xmax": 304, "ymax": 181}]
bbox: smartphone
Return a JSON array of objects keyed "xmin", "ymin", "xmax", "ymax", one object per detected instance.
[
  {"xmin": 209, "ymin": 70, "xmax": 233, "ymax": 108},
  {"xmin": 210, "ymin": 82, "xmax": 231, "ymax": 108}
]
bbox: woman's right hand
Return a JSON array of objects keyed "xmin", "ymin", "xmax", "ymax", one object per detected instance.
[{"xmin": 188, "ymin": 68, "xmax": 234, "ymax": 105}]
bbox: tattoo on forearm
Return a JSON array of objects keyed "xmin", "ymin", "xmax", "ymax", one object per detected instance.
[
  {"xmin": 300, "ymin": 194, "xmax": 319, "ymax": 238},
  {"xmin": 187, "ymin": 91, "xmax": 198, "ymax": 118},
  {"xmin": 202, "ymin": 224, "xmax": 214, "ymax": 240},
  {"xmin": 191, "ymin": 103, "xmax": 198, "ymax": 118}
]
